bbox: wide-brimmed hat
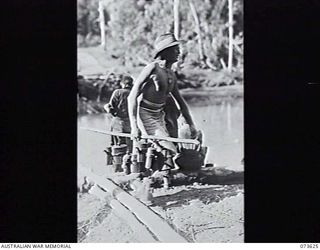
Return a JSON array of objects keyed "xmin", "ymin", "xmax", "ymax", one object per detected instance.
[{"xmin": 154, "ymin": 33, "xmax": 180, "ymax": 59}]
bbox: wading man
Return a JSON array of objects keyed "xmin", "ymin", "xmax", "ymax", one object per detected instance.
[
  {"xmin": 104, "ymin": 75, "xmax": 133, "ymax": 150},
  {"xmin": 128, "ymin": 33, "xmax": 197, "ymax": 156}
]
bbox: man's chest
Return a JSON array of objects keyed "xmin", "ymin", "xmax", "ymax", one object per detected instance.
[{"xmin": 149, "ymin": 68, "xmax": 176, "ymax": 93}]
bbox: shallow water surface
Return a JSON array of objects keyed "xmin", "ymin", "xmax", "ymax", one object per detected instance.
[{"xmin": 78, "ymin": 98, "xmax": 243, "ymax": 174}]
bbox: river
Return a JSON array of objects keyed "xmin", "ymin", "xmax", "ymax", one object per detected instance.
[{"xmin": 78, "ymin": 97, "xmax": 243, "ymax": 175}]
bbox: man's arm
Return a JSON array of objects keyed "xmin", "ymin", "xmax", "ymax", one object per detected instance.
[
  {"xmin": 104, "ymin": 90, "xmax": 119, "ymax": 115},
  {"xmin": 171, "ymin": 82, "xmax": 197, "ymax": 137},
  {"xmin": 127, "ymin": 63, "xmax": 155, "ymax": 136}
]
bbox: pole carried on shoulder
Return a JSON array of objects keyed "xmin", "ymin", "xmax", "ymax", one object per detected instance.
[{"xmin": 80, "ymin": 127, "xmax": 200, "ymax": 145}]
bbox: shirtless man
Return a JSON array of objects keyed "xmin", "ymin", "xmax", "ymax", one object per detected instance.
[{"xmin": 128, "ymin": 33, "xmax": 197, "ymax": 153}]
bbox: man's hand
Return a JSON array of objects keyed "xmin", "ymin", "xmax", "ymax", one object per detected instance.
[
  {"xmin": 131, "ymin": 126, "xmax": 141, "ymax": 140},
  {"xmin": 104, "ymin": 103, "xmax": 117, "ymax": 116},
  {"xmin": 190, "ymin": 125, "xmax": 198, "ymax": 139},
  {"xmin": 103, "ymin": 103, "xmax": 112, "ymax": 113}
]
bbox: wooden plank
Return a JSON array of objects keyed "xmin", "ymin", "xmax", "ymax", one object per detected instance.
[
  {"xmin": 80, "ymin": 127, "xmax": 200, "ymax": 145},
  {"xmin": 89, "ymin": 184, "xmax": 158, "ymax": 242},
  {"xmin": 81, "ymin": 167, "xmax": 188, "ymax": 243}
]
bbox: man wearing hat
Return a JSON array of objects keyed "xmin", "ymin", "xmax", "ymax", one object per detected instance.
[{"xmin": 128, "ymin": 33, "xmax": 197, "ymax": 153}]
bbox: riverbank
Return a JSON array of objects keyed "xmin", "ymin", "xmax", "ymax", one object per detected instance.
[
  {"xmin": 77, "ymin": 47, "xmax": 243, "ymax": 115},
  {"xmin": 78, "ymin": 85, "xmax": 243, "ymax": 115}
]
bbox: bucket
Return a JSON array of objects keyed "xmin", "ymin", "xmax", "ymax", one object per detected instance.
[{"xmin": 174, "ymin": 148, "xmax": 205, "ymax": 171}]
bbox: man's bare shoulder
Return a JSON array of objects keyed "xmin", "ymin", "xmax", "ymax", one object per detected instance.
[
  {"xmin": 141, "ymin": 61, "xmax": 158, "ymax": 75},
  {"xmin": 133, "ymin": 62, "xmax": 159, "ymax": 90}
]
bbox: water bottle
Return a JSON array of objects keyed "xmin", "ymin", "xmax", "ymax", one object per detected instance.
[
  {"xmin": 130, "ymin": 154, "xmax": 140, "ymax": 173},
  {"xmin": 145, "ymin": 147, "xmax": 155, "ymax": 170},
  {"xmin": 122, "ymin": 152, "xmax": 131, "ymax": 175}
]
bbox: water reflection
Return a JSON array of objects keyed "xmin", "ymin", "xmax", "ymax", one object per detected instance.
[
  {"xmin": 227, "ymin": 101, "xmax": 231, "ymax": 132},
  {"xmin": 188, "ymin": 98, "xmax": 243, "ymax": 169}
]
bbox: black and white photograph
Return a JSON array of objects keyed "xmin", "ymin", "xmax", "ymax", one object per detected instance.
[
  {"xmin": 2, "ymin": 0, "xmax": 320, "ymax": 245},
  {"xmin": 77, "ymin": 0, "xmax": 244, "ymax": 243}
]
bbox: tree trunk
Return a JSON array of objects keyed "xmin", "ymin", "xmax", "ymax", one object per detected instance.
[
  {"xmin": 173, "ymin": 0, "xmax": 182, "ymax": 70},
  {"xmin": 188, "ymin": 0, "xmax": 205, "ymax": 61},
  {"xmin": 173, "ymin": 0, "xmax": 180, "ymax": 39},
  {"xmin": 98, "ymin": 0, "xmax": 106, "ymax": 49},
  {"xmin": 213, "ymin": 0, "xmax": 227, "ymax": 20},
  {"xmin": 227, "ymin": 0, "xmax": 234, "ymax": 71}
]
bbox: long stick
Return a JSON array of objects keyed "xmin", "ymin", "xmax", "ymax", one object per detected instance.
[{"xmin": 80, "ymin": 127, "xmax": 200, "ymax": 145}]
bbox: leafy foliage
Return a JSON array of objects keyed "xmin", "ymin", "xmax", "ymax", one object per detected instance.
[{"xmin": 77, "ymin": 0, "xmax": 243, "ymax": 73}]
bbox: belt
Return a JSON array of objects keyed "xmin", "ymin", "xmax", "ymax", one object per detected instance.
[
  {"xmin": 140, "ymin": 99, "xmax": 165, "ymax": 112},
  {"xmin": 139, "ymin": 106, "xmax": 163, "ymax": 113}
]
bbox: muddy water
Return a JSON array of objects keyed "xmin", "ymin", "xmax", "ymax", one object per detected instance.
[{"xmin": 78, "ymin": 98, "xmax": 243, "ymax": 175}]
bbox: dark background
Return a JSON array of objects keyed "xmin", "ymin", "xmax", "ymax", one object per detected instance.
[
  {"xmin": 1, "ymin": 0, "xmax": 319, "ymax": 243},
  {"xmin": 244, "ymin": 0, "xmax": 320, "ymax": 242}
]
